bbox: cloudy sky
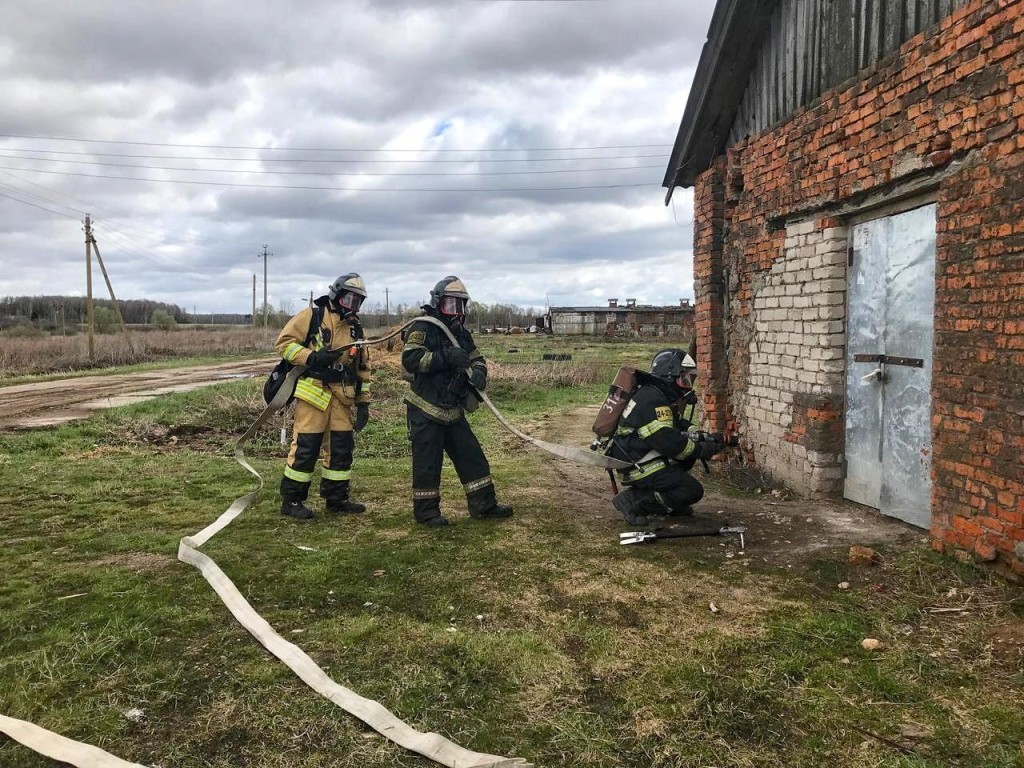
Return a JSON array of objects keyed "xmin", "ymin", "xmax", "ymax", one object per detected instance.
[{"xmin": 0, "ymin": 0, "xmax": 714, "ymax": 316}]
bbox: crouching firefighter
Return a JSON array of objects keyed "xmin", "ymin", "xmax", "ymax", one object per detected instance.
[
  {"xmin": 605, "ymin": 349, "xmax": 723, "ymax": 527},
  {"xmin": 275, "ymin": 273, "xmax": 372, "ymax": 520},
  {"xmin": 401, "ymin": 276, "xmax": 513, "ymax": 527}
]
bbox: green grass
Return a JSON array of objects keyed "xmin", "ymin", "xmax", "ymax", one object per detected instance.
[{"xmin": 1, "ymin": 337, "xmax": 1022, "ymax": 768}]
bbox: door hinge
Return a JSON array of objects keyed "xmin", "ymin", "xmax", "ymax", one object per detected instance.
[{"xmin": 848, "ymin": 244, "xmax": 854, "ymax": 267}]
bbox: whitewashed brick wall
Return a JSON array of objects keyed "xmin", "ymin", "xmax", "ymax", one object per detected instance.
[{"xmin": 744, "ymin": 219, "xmax": 848, "ymax": 495}]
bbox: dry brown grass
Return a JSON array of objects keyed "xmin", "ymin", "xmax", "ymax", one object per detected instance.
[
  {"xmin": 0, "ymin": 326, "xmax": 276, "ymax": 377},
  {"xmin": 488, "ymin": 360, "xmax": 607, "ymax": 387}
]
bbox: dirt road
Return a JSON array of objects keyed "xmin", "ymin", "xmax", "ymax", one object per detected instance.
[{"xmin": 0, "ymin": 358, "xmax": 275, "ymax": 429}]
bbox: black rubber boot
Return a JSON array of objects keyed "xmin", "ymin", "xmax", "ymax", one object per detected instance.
[
  {"xmin": 418, "ymin": 515, "xmax": 450, "ymax": 527},
  {"xmin": 612, "ymin": 490, "xmax": 650, "ymax": 527},
  {"xmin": 470, "ymin": 504, "xmax": 513, "ymax": 520},
  {"xmin": 326, "ymin": 500, "xmax": 366, "ymax": 514},
  {"xmin": 281, "ymin": 500, "xmax": 315, "ymax": 520}
]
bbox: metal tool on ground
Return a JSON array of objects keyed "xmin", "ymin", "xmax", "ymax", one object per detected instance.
[{"xmin": 620, "ymin": 525, "xmax": 748, "ymax": 549}]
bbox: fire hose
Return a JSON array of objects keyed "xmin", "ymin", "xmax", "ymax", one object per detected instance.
[{"xmin": 5, "ymin": 314, "xmax": 624, "ymax": 768}]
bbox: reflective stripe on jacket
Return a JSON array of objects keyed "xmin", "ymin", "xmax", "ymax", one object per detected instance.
[
  {"xmin": 610, "ymin": 382, "xmax": 700, "ymax": 479},
  {"xmin": 401, "ymin": 308, "xmax": 486, "ymax": 423},
  {"xmin": 274, "ymin": 299, "xmax": 371, "ymax": 412}
]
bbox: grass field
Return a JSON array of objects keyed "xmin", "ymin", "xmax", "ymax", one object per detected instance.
[{"xmin": 1, "ymin": 335, "xmax": 1021, "ymax": 768}]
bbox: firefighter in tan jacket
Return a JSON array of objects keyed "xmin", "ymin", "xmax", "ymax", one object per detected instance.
[{"xmin": 275, "ymin": 273, "xmax": 372, "ymax": 520}]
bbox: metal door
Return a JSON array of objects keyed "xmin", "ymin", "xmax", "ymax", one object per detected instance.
[{"xmin": 844, "ymin": 204, "xmax": 936, "ymax": 528}]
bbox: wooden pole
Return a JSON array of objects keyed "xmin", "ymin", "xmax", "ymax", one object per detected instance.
[
  {"xmin": 252, "ymin": 274, "xmax": 257, "ymax": 327},
  {"xmin": 89, "ymin": 235, "xmax": 134, "ymax": 352},
  {"xmin": 259, "ymin": 244, "xmax": 271, "ymax": 328},
  {"xmin": 84, "ymin": 215, "xmax": 95, "ymax": 362}
]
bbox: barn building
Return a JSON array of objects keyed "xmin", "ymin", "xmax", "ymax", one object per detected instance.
[
  {"xmin": 664, "ymin": 0, "xmax": 1023, "ymax": 576},
  {"xmin": 547, "ymin": 298, "xmax": 695, "ymax": 338}
]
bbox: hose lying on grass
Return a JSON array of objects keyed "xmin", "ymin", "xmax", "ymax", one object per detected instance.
[
  {"xmin": 178, "ymin": 316, "xmax": 534, "ymax": 768},
  {"xmin": 8, "ymin": 315, "xmax": 626, "ymax": 767}
]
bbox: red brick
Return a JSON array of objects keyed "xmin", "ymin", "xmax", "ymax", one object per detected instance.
[{"xmin": 688, "ymin": 0, "xmax": 1022, "ymax": 573}]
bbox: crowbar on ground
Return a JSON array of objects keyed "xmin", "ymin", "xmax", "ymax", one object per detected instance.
[{"xmin": 620, "ymin": 525, "xmax": 748, "ymax": 549}]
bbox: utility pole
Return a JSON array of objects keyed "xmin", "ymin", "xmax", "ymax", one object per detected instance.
[
  {"xmin": 384, "ymin": 287, "xmax": 390, "ymax": 326},
  {"xmin": 258, "ymin": 244, "xmax": 271, "ymax": 327},
  {"xmin": 89, "ymin": 235, "xmax": 133, "ymax": 352},
  {"xmin": 252, "ymin": 274, "xmax": 257, "ymax": 327},
  {"xmin": 83, "ymin": 215, "xmax": 95, "ymax": 361}
]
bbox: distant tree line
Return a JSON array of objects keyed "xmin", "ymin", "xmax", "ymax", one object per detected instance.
[
  {"xmin": 0, "ymin": 295, "xmax": 256, "ymax": 331},
  {"xmin": 1, "ymin": 294, "xmax": 543, "ymax": 333}
]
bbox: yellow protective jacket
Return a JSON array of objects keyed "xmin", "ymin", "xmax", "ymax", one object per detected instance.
[{"xmin": 274, "ymin": 299, "xmax": 371, "ymax": 411}]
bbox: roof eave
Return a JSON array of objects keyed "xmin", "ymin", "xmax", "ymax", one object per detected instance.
[{"xmin": 662, "ymin": 0, "xmax": 779, "ymax": 200}]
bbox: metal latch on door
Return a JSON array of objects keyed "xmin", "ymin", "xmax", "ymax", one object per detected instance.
[
  {"xmin": 853, "ymin": 354, "xmax": 924, "ymax": 385},
  {"xmin": 853, "ymin": 354, "xmax": 924, "ymax": 367}
]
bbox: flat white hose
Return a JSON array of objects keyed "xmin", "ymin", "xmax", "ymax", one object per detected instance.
[{"xmin": 7, "ymin": 316, "xmax": 633, "ymax": 767}]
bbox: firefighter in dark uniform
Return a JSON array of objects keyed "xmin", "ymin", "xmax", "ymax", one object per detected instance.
[
  {"xmin": 607, "ymin": 349, "xmax": 721, "ymax": 526},
  {"xmin": 401, "ymin": 276, "xmax": 513, "ymax": 527},
  {"xmin": 275, "ymin": 273, "xmax": 372, "ymax": 520}
]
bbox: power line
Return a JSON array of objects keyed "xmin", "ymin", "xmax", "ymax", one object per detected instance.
[
  {"xmin": 0, "ymin": 176, "xmax": 225, "ymax": 271},
  {"xmin": 0, "ymin": 133, "xmax": 673, "ymax": 152},
  {"xmin": 0, "ymin": 169, "xmax": 254, "ymax": 248},
  {"xmin": 0, "ymin": 164, "xmax": 658, "ymax": 192},
  {"xmin": 0, "ymin": 187, "xmax": 79, "ymax": 219},
  {"xmin": 0, "ymin": 175, "xmax": 91, "ymax": 216},
  {"xmin": 0, "ymin": 147, "xmax": 670, "ymax": 164},
  {"xmin": 0, "ymin": 153, "xmax": 662, "ymax": 177}
]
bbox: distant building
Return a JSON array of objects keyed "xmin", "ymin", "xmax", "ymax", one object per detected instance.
[{"xmin": 547, "ymin": 298, "xmax": 694, "ymax": 338}]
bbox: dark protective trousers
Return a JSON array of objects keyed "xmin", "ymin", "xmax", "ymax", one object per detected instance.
[
  {"xmin": 407, "ymin": 405, "xmax": 497, "ymax": 522},
  {"xmin": 625, "ymin": 464, "xmax": 704, "ymax": 515},
  {"xmin": 280, "ymin": 396, "xmax": 356, "ymax": 507}
]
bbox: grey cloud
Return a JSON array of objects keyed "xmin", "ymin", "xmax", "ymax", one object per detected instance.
[{"xmin": 0, "ymin": 0, "xmax": 713, "ymax": 315}]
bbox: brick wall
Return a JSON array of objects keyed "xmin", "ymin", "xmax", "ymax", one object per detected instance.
[
  {"xmin": 745, "ymin": 219, "xmax": 848, "ymax": 494},
  {"xmin": 691, "ymin": 0, "xmax": 1024, "ymax": 576}
]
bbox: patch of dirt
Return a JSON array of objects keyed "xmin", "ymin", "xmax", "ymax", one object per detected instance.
[
  {"xmin": 534, "ymin": 405, "xmax": 923, "ymax": 568},
  {"xmin": 0, "ymin": 358, "xmax": 274, "ymax": 429},
  {"xmin": 985, "ymin": 621, "xmax": 1024, "ymax": 668}
]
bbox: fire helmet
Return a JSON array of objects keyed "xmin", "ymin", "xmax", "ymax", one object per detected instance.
[
  {"xmin": 650, "ymin": 348, "xmax": 697, "ymax": 387},
  {"xmin": 328, "ymin": 273, "xmax": 367, "ymax": 313},
  {"xmin": 429, "ymin": 276, "xmax": 470, "ymax": 317}
]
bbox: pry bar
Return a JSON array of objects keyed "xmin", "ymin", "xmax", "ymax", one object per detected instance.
[{"xmin": 620, "ymin": 525, "xmax": 747, "ymax": 549}]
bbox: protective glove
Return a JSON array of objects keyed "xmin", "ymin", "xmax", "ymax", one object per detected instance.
[
  {"xmin": 443, "ymin": 347, "xmax": 471, "ymax": 370},
  {"xmin": 695, "ymin": 439, "xmax": 721, "ymax": 461},
  {"xmin": 307, "ymin": 348, "xmax": 343, "ymax": 368},
  {"xmin": 353, "ymin": 403, "xmax": 369, "ymax": 432},
  {"xmin": 468, "ymin": 366, "xmax": 487, "ymax": 391}
]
